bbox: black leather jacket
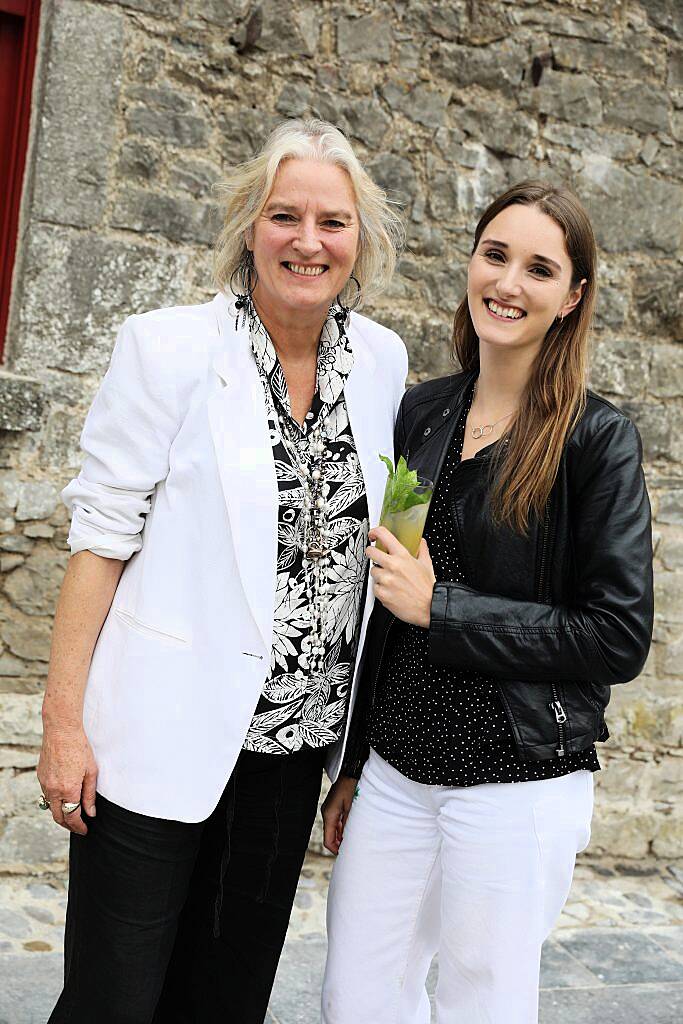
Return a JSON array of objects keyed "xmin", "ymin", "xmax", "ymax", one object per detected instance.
[{"xmin": 343, "ymin": 370, "xmax": 654, "ymax": 777}]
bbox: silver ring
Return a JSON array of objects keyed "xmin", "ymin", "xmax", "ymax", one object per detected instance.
[
  {"xmin": 61, "ymin": 801, "xmax": 81, "ymax": 815},
  {"xmin": 38, "ymin": 795, "xmax": 50, "ymax": 811}
]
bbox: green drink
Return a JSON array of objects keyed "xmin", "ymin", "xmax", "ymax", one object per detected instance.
[{"xmin": 377, "ymin": 456, "xmax": 433, "ymax": 558}]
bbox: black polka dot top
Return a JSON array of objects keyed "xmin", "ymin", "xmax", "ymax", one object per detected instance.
[{"xmin": 367, "ymin": 393, "xmax": 600, "ymax": 787}]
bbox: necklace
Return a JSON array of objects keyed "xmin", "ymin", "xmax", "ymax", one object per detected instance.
[
  {"xmin": 247, "ymin": 296, "xmax": 341, "ymax": 681},
  {"xmin": 470, "ymin": 383, "xmax": 515, "ymax": 439}
]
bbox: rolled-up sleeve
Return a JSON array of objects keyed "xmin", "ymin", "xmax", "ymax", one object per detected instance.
[{"xmin": 62, "ymin": 315, "xmax": 181, "ymax": 560}]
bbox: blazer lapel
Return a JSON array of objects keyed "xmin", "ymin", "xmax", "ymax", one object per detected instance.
[
  {"xmin": 344, "ymin": 326, "xmax": 389, "ymax": 530},
  {"xmin": 208, "ymin": 299, "xmax": 278, "ymax": 655}
]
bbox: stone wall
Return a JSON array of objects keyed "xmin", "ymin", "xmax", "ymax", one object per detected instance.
[{"xmin": 0, "ymin": 0, "xmax": 681, "ymax": 874}]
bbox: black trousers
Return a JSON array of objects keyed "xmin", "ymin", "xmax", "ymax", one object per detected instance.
[{"xmin": 48, "ymin": 745, "xmax": 326, "ymax": 1024}]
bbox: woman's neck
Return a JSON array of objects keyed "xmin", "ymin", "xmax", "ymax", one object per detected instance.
[
  {"xmin": 474, "ymin": 343, "xmax": 537, "ymax": 414},
  {"xmin": 252, "ymin": 289, "xmax": 328, "ymax": 363}
]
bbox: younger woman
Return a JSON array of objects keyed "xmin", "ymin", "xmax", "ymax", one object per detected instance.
[{"xmin": 321, "ymin": 181, "xmax": 653, "ymax": 1024}]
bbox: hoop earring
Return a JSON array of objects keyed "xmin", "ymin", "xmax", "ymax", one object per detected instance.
[
  {"xmin": 230, "ymin": 251, "xmax": 257, "ymax": 311},
  {"xmin": 334, "ymin": 275, "xmax": 362, "ymax": 329}
]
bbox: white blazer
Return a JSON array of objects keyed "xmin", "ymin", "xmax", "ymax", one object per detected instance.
[{"xmin": 62, "ymin": 294, "xmax": 408, "ymax": 821}]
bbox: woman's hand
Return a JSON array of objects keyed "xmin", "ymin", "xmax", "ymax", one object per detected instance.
[
  {"xmin": 367, "ymin": 526, "xmax": 436, "ymax": 627},
  {"xmin": 321, "ymin": 775, "xmax": 358, "ymax": 855},
  {"xmin": 37, "ymin": 721, "xmax": 98, "ymax": 836}
]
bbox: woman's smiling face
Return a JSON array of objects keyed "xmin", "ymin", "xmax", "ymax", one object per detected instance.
[
  {"xmin": 467, "ymin": 203, "xmax": 585, "ymax": 357},
  {"xmin": 249, "ymin": 158, "xmax": 360, "ymax": 320}
]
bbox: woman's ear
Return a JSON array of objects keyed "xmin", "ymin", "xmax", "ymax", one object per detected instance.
[{"xmin": 559, "ymin": 277, "xmax": 587, "ymax": 319}]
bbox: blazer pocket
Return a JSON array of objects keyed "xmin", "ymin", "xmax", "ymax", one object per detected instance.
[{"xmin": 114, "ymin": 608, "xmax": 189, "ymax": 647}]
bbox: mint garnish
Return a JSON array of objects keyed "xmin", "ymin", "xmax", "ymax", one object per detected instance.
[{"xmin": 379, "ymin": 455, "xmax": 431, "ymax": 514}]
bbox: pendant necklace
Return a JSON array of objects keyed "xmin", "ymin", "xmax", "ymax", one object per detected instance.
[{"xmin": 470, "ymin": 383, "xmax": 515, "ymax": 439}]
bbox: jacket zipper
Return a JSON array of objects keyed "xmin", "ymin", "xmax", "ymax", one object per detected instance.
[
  {"xmin": 367, "ymin": 615, "xmax": 396, "ymax": 732},
  {"xmin": 538, "ymin": 500, "xmax": 567, "ymax": 758},
  {"xmin": 548, "ymin": 692, "xmax": 567, "ymax": 757}
]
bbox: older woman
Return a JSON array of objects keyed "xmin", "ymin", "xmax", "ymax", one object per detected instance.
[{"xmin": 38, "ymin": 119, "xmax": 407, "ymax": 1024}]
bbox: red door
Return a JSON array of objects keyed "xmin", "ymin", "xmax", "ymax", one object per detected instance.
[{"xmin": 0, "ymin": 0, "xmax": 41, "ymax": 359}]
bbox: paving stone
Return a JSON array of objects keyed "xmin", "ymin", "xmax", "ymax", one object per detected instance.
[
  {"xmin": 539, "ymin": 984, "xmax": 683, "ymax": 1023},
  {"xmin": 540, "ymin": 940, "xmax": 602, "ymax": 989},
  {"xmin": 650, "ymin": 927, "xmax": 683, "ymax": 962},
  {"xmin": 557, "ymin": 929, "xmax": 683, "ymax": 985},
  {"xmin": 0, "ymin": 953, "xmax": 62, "ymax": 1024}
]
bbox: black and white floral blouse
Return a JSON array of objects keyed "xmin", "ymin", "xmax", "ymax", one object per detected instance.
[{"xmin": 242, "ymin": 307, "xmax": 369, "ymax": 755}]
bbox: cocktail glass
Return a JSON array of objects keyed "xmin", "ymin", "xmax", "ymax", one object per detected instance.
[{"xmin": 377, "ymin": 475, "xmax": 434, "ymax": 558}]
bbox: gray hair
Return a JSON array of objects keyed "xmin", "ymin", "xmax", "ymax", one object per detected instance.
[{"xmin": 212, "ymin": 119, "xmax": 404, "ymax": 309}]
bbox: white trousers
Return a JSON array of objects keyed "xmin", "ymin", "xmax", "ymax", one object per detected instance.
[{"xmin": 322, "ymin": 750, "xmax": 594, "ymax": 1024}]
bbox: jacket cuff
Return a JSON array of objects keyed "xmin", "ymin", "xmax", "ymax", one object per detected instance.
[
  {"xmin": 429, "ymin": 582, "xmax": 451, "ymax": 664},
  {"xmin": 341, "ymin": 741, "xmax": 369, "ymax": 780}
]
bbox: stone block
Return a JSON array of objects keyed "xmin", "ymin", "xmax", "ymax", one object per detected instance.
[
  {"xmin": 31, "ymin": 1, "xmax": 123, "ymax": 228},
  {"xmin": 0, "ymin": 613, "xmax": 52, "ymax": 663},
  {"xmin": 452, "ymin": 101, "xmax": 537, "ymax": 158},
  {"xmin": 255, "ymin": 1, "xmax": 318, "ymax": 56},
  {"xmin": 553, "ymin": 37, "xmax": 662, "ymax": 80},
  {"xmin": 668, "ymin": 48, "xmax": 683, "ymax": 89},
  {"xmin": 340, "ymin": 97, "xmax": 391, "ymax": 150},
  {"xmin": 404, "ymin": 1, "xmax": 467, "ymax": 41},
  {"xmin": 0, "ymin": 769, "xmax": 41, "ymax": 817},
  {"xmin": 0, "ymin": 817, "xmax": 68, "ymax": 874},
  {"xmin": 12, "ymin": 224, "xmax": 191, "ymax": 378},
  {"xmin": 1, "ymin": 554, "xmax": 24, "ymax": 572},
  {"xmin": 662, "ymin": 634, "xmax": 683, "ymax": 676},
  {"xmin": 580, "ymin": 156, "xmax": 683, "ymax": 254},
  {"xmin": 655, "ymin": 571, "xmax": 683, "ymax": 624},
  {"xmin": 428, "ymin": 146, "xmax": 507, "ymax": 224},
  {"xmin": 3, "ymin": 546, "xmax": 68, "ymax": 618},
  {"xmin": 0, "ymin": 652, "xmax": 32, "ymax": 679},
  {"xmin": 39, "ymin": 408, "xmax": 82, "ymax": 472},
  {"xmin": 216, "ymin": 108, "xmax": 281, "ymax": 163},
  {"xmin": 15, "ymin": 483, "xmax": 59, "ymax": 523},
  {"xmin": 593, "ymin": 281, "xmax": 629, "ymax": 330},
  {"xmin": 588, "ymin": 806, "xmax": 654, "ymax": 858},
  {"xmin": 602, "ymin": 81, "xmax": 671, "ymax": 135},
  {"xmin": 0, "ymin": 694, "xmax": 42, "ymax": 746},
  {"xmin": 633, "ymin": 264, "xmax": 683, "ymax": 342},
  {"xmin": 523, "ymin": 70, "xmax": 603, "ymax": 127},
  {"xmin": 381, "ymin": 82, "xmax": 449, "ymax": 130},
  {"xmin": 366, "ymin": 154, "xmax": 418, "ymax": 210},
  {"xmin": 644, "ymin": 0, "xmax": 683, "ymax": 39},
  {"xmin": 117, "ymin": 140, "xmax": 161, "ymax": 184},
  {"xmin": 100, "ymin": 0, "xmax": 182, "ymax": 14},
  {"xmin": 337, "ymin": 14, "xmax": 392, "ymax": 63},
  {"xmin": 133, "ymin": 44, "xmax": 167, "ymax": 83},
  {"xmin": 659, "ymin": 533, "xmax": 683, "ymax": 567},
  {"xmin": 651, "ymin": 346, "xmax": 683, "ymax": 398},
  {"xmin": 653, "ymin": 815, "xmax": 683, "ymax": 859},
  {"xmin": 0, "ymin": 376, "xmax": 44, "ymax": 433},
  {"xmin": 430, "ymin": 38, "xmax": 527, "ymax": 97},
  {"xmin": 126, "ymin": 106, "xmax": 209, "ymax": 148},
  {"xmin": 379, "ymin": 312, "xmax": 456, "ymax": 381},
  {"xmin": 171, "ymin": 157, "xmax": 222, "ymax": 199},
  {"xmin": 111, "ymin": 188, "xmax": 215, "ymax": 246},
  {"xmin": 0, "ymin": 749, "xmax": 37, "ymax": 769},
  {"xmin": 589, "ymin": 339, "xmax": 649, "ymax": 397},
  {"xmin": 0, "ymin": 474, "xmax": 21, "ymax": 514},
  {"xmin": 0, "ymin": 537, "xmax": 33, "ymax": 555},
  {"xmin": 541, "ymin": 121, "xmax": 641, "ymax": 161}
]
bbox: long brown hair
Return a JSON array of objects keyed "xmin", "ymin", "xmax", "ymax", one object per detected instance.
[{"xmin": 452, "ymin": 181, "xmax": 598, "ymax": 534}]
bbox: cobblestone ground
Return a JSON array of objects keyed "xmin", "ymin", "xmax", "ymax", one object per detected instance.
[{"xmin": 1, "ymin": 856, "xmax": 682, "ymax": 1023}]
